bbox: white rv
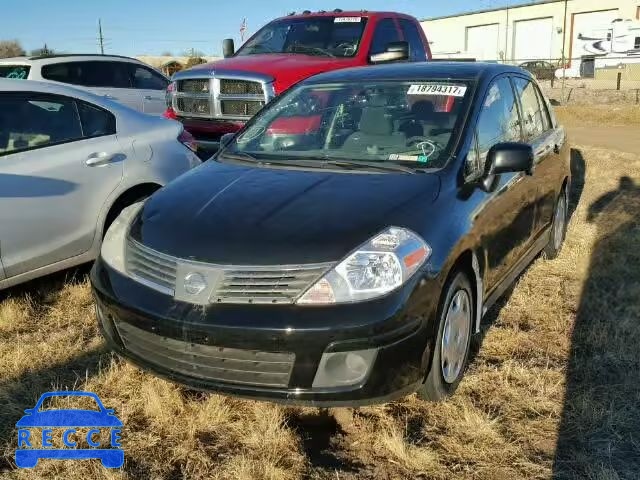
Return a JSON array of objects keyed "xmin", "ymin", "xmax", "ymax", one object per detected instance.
[{"xmin": 557, "ymin": 18, "xmax": 640, "ymax": 78}]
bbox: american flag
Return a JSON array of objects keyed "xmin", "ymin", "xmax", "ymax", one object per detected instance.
[{"xmin": 240, "ymin": 18, "xmax": 247, "ymax": 41}]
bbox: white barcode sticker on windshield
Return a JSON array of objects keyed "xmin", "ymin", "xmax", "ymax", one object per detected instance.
[
  {"xmin": 334, "ymin": 17, "xmax": 362, "ymax": 23},
  {"xmin": 407, "ymin": 84, "xmax": 467, "ymax": 97}
]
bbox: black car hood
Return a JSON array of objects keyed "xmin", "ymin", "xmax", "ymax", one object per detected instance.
[{"xmin": 132, "ymin": 161, "xmax": 441, "ymax": 265}]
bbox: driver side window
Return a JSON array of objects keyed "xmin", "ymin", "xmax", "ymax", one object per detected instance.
[
  {"xmin": 466, "ymin": 77, "xmax": 521, "ymax": 179},
  {"xmin": 370, "ymin": 19, "xmax": 401, "ymax": 56}
]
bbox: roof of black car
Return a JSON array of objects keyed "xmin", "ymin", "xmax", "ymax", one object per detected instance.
[{"xmin": 303, "ymin": 62, "xmax": 528, "ymax": 84}]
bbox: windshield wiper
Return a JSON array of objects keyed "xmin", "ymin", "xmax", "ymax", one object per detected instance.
[
  {"xmin": 290, "ymin": 45, "xmax": 336, "ymax": 58},
  {"xmin": 220, "ymin": 151, "xmax": 260, "ymax": 163},
  {"xmin": 320, "ymin": 159, "xmax": 421, "ymax": 174}
]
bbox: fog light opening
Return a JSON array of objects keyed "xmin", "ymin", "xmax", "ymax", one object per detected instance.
[{"xmin": 312, "ymin": 348, "xmax": 378, "ymax": 388}]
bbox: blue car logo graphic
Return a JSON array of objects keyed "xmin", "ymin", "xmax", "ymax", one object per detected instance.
[{"xmin": 15, "ymin": 391, "xmax": 123, "ymax": 468}]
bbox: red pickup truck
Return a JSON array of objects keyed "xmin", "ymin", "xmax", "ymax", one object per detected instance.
[{"xmin": 164, "ymin": 10, "xmax": 432, "ymax": 153}]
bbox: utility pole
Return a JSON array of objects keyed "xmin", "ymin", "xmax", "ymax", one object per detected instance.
[
  {"xmin": 505, "ymin": 1, "xmax": 510, "ymax": 63},
  {"xmin": 98, "ymin": 18, "xmax": 105, "ymax": 54},
  {"xmin": 560, "ymin": 0, "xmax": 568, "ymax": 98}
]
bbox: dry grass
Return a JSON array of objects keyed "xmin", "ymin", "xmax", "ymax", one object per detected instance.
[
  {"xmin": 1, "ymin": 142, "xmax": 639, "ymax": 479},
  {"xmin": 555, "ymin": 105, "xmax": 640, "ymax": 127}
]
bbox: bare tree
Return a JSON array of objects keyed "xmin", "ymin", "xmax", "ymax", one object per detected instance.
[{"xmin": 0, "ymin": 40, "xmax": 25, "ymax": 58}]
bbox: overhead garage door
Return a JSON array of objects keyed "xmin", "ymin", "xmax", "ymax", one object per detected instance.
[
  {"xmin": 514, "ymin": 17, "xmax": 554, "ymax": 61},
  {"xmin": 466, "ymin": 24, "xmax": 500, "ymax": 60}
]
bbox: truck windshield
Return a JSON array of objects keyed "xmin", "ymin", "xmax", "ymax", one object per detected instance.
[
  {"xmin": 236, "ymin": 17, "xmax": 368, "ymax": 58},
  {"xmin": 223, "ymin": 80, "xmax": 472, "ymax": 170},
  {"xmin": 0, "ymin": 65, "xmax": 30, "ymax": 79}
]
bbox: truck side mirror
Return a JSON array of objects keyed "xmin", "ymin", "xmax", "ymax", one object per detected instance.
[
  {"xmin": 369, "ymin": 41, "xmax": 409, "ymax": 64},
  {"xmin": 222, "ymin": 39, "xmax": 235, "ymax": 58}
]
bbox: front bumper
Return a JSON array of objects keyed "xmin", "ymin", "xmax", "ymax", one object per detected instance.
[
  {"xmin": 177, "ymin": 117, "xmax": 245, "ymax": 157},
  {"xmin": 91, "ymin": 259, "xmax": 439, "ymax": 406}
]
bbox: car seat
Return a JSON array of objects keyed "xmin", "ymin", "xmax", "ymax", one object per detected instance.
[
  {"xmin": 399, "ymin": 100, "xmax": 436, "ymax": 138},
  {"xmin": 342, "ymin": 107, "xmax": 406, "ymax": 155}
]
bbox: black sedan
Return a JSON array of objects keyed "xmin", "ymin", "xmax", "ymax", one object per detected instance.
[
  {"xmin": 91, "ymin": 62, "xmax": 570, "ymax": 406},
  {"xmin": 519, "ymin": 60, "xmax": 557, "ymax": 80}
]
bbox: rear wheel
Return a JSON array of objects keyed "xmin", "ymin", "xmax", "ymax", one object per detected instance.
[
  {"xmin": 543, "ymin": 186, "xmax": 568, "ymax": 260},
  {"xmin": 417, "ymin": 271, "xmax": 473, "ymax": 402}
]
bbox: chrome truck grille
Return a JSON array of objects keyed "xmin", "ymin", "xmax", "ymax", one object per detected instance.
[
  {"xmin": 116, "ymin": 321, "xmax": 295, "ymax": 387},
  {"xmin": 125, "ymin": 236, "xmax": 332, "ymax": 304},
  {"xmin": 171, "ymin": 72, "xmax": 274, "ymax": 120}
]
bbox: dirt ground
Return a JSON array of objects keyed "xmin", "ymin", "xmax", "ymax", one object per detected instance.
[{"xmin": 0, "ymin": 111, "xmax": 639, "ymax": 479}]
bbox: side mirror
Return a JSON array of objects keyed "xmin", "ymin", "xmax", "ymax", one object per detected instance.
[
  {"xmin": 24, "ymin": 409, "xmax": 34, "ymax": 414},
  {"xmin": 220, "ymin": 133, "xmax": 235, "ymax": 149},
  {"xmin": 369, "ymin": 41, "xmax": 409, "ymax": 64},
  {"xmin": 222, "ymin": 38, "xmax": 235, "ymax": 58},
  {"xmin": 486, "ymin": 142, "xmax": 534, "ymax": 176}
]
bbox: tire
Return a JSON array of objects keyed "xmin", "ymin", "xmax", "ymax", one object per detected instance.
[
  {"xmin": 543, "ymin": 186, "xmax": 568, "ymax": 260},
  {"xmin": 417, "ymin": 271, "xmax": 474, "ymax": 402}
]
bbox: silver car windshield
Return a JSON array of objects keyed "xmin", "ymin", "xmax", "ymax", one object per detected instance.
[{"xmin": 225, "ymin": 81, "xmax": 471, "ymax": 169}]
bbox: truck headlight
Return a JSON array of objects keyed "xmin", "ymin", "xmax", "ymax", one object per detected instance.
[
  {"xmin": 297, "ymin": 227, "xmax": 430, "ymax": 305},
  {"xmin": 100, "ymin": 202, "xmax": 144, "ymax": 275}
]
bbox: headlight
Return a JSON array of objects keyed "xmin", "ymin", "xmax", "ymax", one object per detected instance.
[
  {"xmin": 297, "ymin": 227, "xmax": 430, "ymax": 305},
  {"xmin": 100, "ymin": 202, "xmax": 144, "ymax": 275}
]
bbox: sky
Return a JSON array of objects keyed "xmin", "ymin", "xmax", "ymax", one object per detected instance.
[{"xmin": 2, "ymin": 0, "xmax": 536, "ymax": 57}]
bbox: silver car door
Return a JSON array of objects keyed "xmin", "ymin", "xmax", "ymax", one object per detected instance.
[
  {"xmin": 0, "ymin": 92, "xmax": 124, "ymax": 278},
  {"xmin": 82, "ymin": 60, "xmax": 143, "ymax": 112},
  {"xmin": 129, "ymin": 64, "xmax": 170, "ymax": 115}
]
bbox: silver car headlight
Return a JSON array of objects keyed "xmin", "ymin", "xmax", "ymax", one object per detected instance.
[
  {"xmin": 100, "ymin": 202, "xmax": 144, "ymax": 275},
  {"xmin": 297, "ymin": 227, "xmax": 430, "ymax": 305}
]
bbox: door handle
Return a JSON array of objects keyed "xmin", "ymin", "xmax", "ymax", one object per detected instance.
[
  {"xmin": 85, "ymin": 152, "xmax": 116, "ymax": 167},
  {"xmin": 103, "ymin": 94, "xmax": 116, "ymax": 99},
  {"xmin": 143, "ymin": 95, "xmax": 153, "ymax": 100}
]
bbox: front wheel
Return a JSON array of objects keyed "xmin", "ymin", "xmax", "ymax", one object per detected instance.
[
  {"xmin": 543, "ymin": 187, "xmax": 568, "ymax": 260},
  {"xmin": 417, "ymin": 271, "xmax": 474, "ymax": 402}
]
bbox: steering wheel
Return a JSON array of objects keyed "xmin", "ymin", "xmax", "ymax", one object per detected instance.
[
  {"xmin": 405, "ymin": 137, "xmax": 438, "ymax": 158},
  {"xmin": 334, "ymin": 42, "xmax": 356, "ymax": 54}
]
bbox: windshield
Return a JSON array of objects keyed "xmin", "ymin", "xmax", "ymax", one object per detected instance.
[
  {"xmin": 0, "ymin": 65, "xmax": 30, "ymax": 79},
  {"xmin": 223, "ymin": 80, "xmax": 471, "ymax": 170},
  {"xmin": 236, "ymin": 16, "xmax": 367, "ymax": 58}
]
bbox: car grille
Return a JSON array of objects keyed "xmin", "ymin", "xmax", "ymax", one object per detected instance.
[
  {"xmin": 214, "ymin": 265, "xmax": 330, "ymax": 304},
  {"xmin": 220, "ymin": 79, "xmax": 263, "ymax": 95},
  {"xmin": 220, "ymin": 99, "xmax": 264, "ymax": 117},
  {"xmin": 126, "ymin": 238, "xmax": 177, "ymax": 295},
  {"xmin": 116, "ymin": 321, "xmax": 295, "ymax": 387},
  {"xmin": 178, "ymin": 79, "xmax": 210, "ymax": 93},
  {"xmin": 176, "ymin": 97, "xmax": 211, "ymax": 115},
  {"xmin": 125, "ymin": 238, "xmax": 332, "ymax": 304}
]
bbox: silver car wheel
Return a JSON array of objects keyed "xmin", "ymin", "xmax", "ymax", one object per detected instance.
[{"xmin": 440, "ymin": 290, "xmax": 471, "ymax": 384}]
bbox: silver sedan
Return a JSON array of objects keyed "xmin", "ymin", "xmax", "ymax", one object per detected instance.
[{"xmin": 0, "ymin": 79, "xmax": 201, "ymax": 290}]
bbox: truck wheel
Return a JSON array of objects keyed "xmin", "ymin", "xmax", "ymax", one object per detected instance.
[
  {"xmin": 543, "ymin": 186, "xmax": 568, "ymax": 260},
  {"xmin": 417, "ymin": 271, "xmax": 473, "ymax": 402}
]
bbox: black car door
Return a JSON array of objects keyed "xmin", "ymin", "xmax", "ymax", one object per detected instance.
[
  {"xmin": 511, "ymin": 76, "xmax": 563, "ymax": 239},
  {"xmin": 470, "ymin": 75, "xmax": 537, "ymax": 291}
]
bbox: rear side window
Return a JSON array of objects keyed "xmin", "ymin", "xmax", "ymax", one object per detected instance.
[
  {"xmin": 399, "ymin": 19, "xmax": 427, "ymax": 62},
  {"xmin": 77, "ymin": 102, "xmax": 116, "ymax": 137},
  {"xmin": 370, "ymin": 18, "xmax": 402, "ymax": 55},
  {"xmin": 129, "ymin": 65, "xmax": 168, "ymax": 90},
  {"xmin": 512, "ymin": 77, "xmax": 546, "ymax": 140},
  {"xmin": 476, "ymin": 76, "xmax": 521, "ymax": 158},
  {"xmin": 0, "ymin": 65, "xmax": 30, "ymax": 79},
  {"xmin": 533, "ymin": 83, "xmax": 553, "ymax": 131},
  {"xmin": 0, "ymin": 93, "xmax": 83, "ymax": 156},
  {"xmin": 42, "ymin": 61, "xmax": 131, "ymax": 88}
]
